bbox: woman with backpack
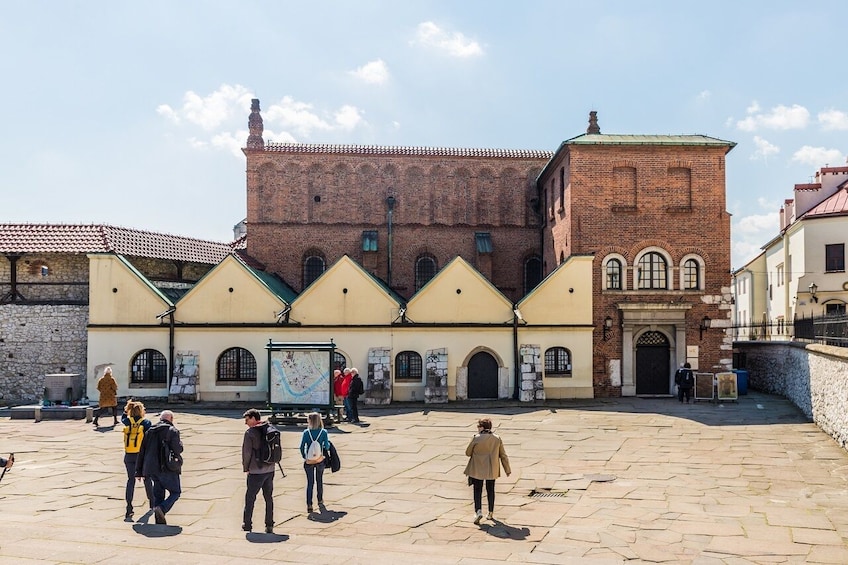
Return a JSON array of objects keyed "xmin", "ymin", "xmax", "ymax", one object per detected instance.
[
  {"xmin": 299, "ymin": 412, "xmax": 330, "ymax": 513},
  {"xmin": 121, "ymin": 399, "xmax": 152, "ymax": 519}
]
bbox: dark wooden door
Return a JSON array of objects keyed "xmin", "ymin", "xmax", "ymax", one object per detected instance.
[
  {"xmin": 635, "ymin": 331, "xmax": 670, "ymax": 395},
  {"xmin": 468, "ymin": 352, "xmax": 498, "ymax": 399}
]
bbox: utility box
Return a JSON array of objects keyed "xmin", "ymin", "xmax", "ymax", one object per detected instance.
[{"xmin": 43, "ymin": 373, "xmax": 84, "ymax": 404}]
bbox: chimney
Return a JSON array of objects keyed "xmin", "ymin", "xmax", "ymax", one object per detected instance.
[
  {"xmin": 246, "ymin": 98, "xmax": 265, "ymax": 150},
  {"xmin": 587, "ymin": 111, "xmax": 601, "ymax": 134}
]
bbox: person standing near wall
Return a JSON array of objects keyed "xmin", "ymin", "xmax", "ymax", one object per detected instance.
[
  {"xmin": 464, "ymin": 417, "xmax": 511, "ymax": 525},
  {"xmin": 94, "ymin": 367, "xmax": 118, "ymax": 427},
  {"xmin": 341, "ymin": 368, "xmax": 353, "ymax": 422},
  {"xmin": 347, "ymin": 368, "xmax": 364, "ymax": 424},
  {"xmin": 675, "ymin": 362, "xmax": 694, "ymax": 403}
]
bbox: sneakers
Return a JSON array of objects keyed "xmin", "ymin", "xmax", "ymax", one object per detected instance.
[
  {"xmin": 265, "ymin": 526, "xmax": 274, "ymax": 534},
  {"xmin": 473, "ymin": 510, "xmax": 483, "ymax": 525},
  {"xmin": 153, "ymin": 506, "xmax": 166, "ymax": 525},
  {"xmin": 486, "ymin": 512, "xmax": 493, "ymax": 521},
  {"xmin": 242, "ymin": 523, "xmax": 251, "ymax": 531},
  {"xmin": 125, "ymin": 506, "xmax": 133, "ymax": 520},
  {"xmin": 307, "ymin": 505, "xmax": 313, "ymax": 513}
]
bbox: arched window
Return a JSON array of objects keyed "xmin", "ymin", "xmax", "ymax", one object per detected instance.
[
  {"xmin": 683, "ymin": 258, "xmax": 700, "ymax": 290},
  {"xmin": 544, "ymin": 347, "xmax": 572, "ymax": 377},
  {"xmin": 637, "ymin": 252, "xmax": 668, "ymax": 289},
  {"xmin": 303, "ymin": 253, "xmax": 325, "ymax": 288},
  {"xmin": 395, "ymin": 351, "xmax": 423, "ymax": 382},
  {"xmin": 216, "ymin": 347, "xmax": 257, "ymax": 383},
  {"xmin": 606, "ymin": 259, "xmax": 622, "ymax": 290},
  {"xmin": 130, "ymin": 349, "xmax": 168, "ymax": 384},
  {"xmin": 333, "ymin": 352, "xmax": 347, "ymax": 372},
  {"xmin": 415, "ymin": 255, "xmax": 437, "ymax": 291},
  {"xmin": 524, "ymin": 255, "xmax": 542, "ymax": 295}
]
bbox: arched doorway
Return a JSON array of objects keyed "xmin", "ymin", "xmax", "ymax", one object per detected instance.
[
  {"xmin": 467, "ymin": 351, "xmax": 498, "ymax": 399},
  {"xmin": 635, "ymin": 331, "xmax": 670, "ymax": 395}
]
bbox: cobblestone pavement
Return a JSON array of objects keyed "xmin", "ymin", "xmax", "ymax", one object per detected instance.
[{"xmin": 1, "ymin": 392, "xmax": 847, "ymax": 564}]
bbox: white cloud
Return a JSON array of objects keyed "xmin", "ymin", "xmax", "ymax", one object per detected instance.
[
  {"xmin": 411, "ymin": 21, "xmax": 484, "ymax": 58},
  {"xmin": 749, "ymin": 136, "xmax": 780, "ymax": 161},
  {"xmin": 163, "ymin": 84, "xmax": 254, "ymax": 131},
  {"xmin": 818, "ymin": 109, "xmax": 848, "ymax": 131},
  {"xmin": 349, "ymin": 59, "xmax": 389, "ymax": 85},
  {"xmin": 696, "ymin": 90, "xmax": 711, "ymax": 102},
  {"xmin": 736, "ymin": 103, "xmax": 810, "ymax": 132},
  {"xmin": 791, "ymin": 145, "xmax": 844, "ymax": 167},
  {"xmin": 264, "ymin": 96, "xmax": 366, "ymax": 138},
  {"xmin": 731, "ymin": 211, "xmax": 779, "ymax": 269},
  {"xmin": 733, "ymin": 212, "xmax": 779, "ymax": 235}
]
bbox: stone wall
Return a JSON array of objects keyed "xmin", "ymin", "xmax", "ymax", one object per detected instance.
[
  {"xmin": 424, "ymin": 347, "xmax": 448, "ymax": 403},
  {"xmin": 519, "ymin": 344, "xmax": 544, "ymax": 402},
  {"xmin": 365, "ymin": 347, "xmax": 392, "ymax": 405},
  {"xmin": 0, "ymin": 304, "xmax": 89, "ymax": 404},
  {"xmin": 735, "ymin": 341, "xmax": 848, "ymax": 450}
]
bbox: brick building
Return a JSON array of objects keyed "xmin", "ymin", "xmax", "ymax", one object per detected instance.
[{"xmin": 243, "ymin": 102, "xmax": 736, "ymax": 397}]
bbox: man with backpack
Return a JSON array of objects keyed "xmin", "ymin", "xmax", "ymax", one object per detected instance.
[
  {"xmin": 675, "ymin": 362, "xmax": 695, "ymax": 404},
  {"xmin": 241, "ymin": 408, "xmax": 278, "ymax": 533},
  {"xmin": 135, "ymin": 410, "xmax": 183, "ymax": 525}
]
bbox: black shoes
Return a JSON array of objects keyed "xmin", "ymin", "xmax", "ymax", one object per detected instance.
[
  {"xmin": 242, "ymin": 523, "xmax": 251, "ymax": 531},
  {"xmin": 265, "ymin": 526, "xmax": 273, "ymax": 534},
  {"xmin": 153, "ymin": 506, "xmax": 166, "ymax": 524}
]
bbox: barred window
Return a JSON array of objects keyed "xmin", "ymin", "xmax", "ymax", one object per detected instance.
[
  {"xmin": 333, "ymin": 352, "xmax": 347, "ymax": 372},
  {"xmin": 606, "ymin": 259, "xmax": 622, "ymax": 290},
  {"xmin": 130, "ymin": 349, "xmax": 168, "ymax": 384},
  {"xmin": 415, "ymin": 255, "xmax": 437, "ymax": 292},
  {"xmin": 395, "ymin": 351, "xmax": 423, "ymax": 382},
  {"xmin": 216, "ymin": 347, "xmax": 257, "ymax": 382},
  {"xmin": 544, "ymin": 347, "xmax": 572, "ymax": 377},
  {"xmin": 637, "ymin": 252, "xmax": 667, "ymax": 289},
  {"xmin": 683, "ymin": 259, "xmax": 700, "ymax": 290},
  {"xmin": 303, "ymin": 254, "xmax": 325, "ymax": 288}
]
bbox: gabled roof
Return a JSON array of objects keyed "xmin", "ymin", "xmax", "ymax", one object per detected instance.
[
  {"xmin": 800, "ymin": 186, "xmax": 848, "ymax": 219},
  {"xmin": 262, "ymin": 142, "xmax": 553, "ymax": 160},
  {"xmin": 563, "ymin": 133, "xmax": 737, "ymax": 147},
  {"xmin": 0, "ymin": 224, "xmax": 233, "ymax": 264}
]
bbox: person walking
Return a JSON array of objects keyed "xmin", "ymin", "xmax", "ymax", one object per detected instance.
[
  {"xmin": 94, "ymin": 366, "xmax": 118, "ymax": 427},
  {"xmin": 464, "ymin": 417, "xmax": 511, "ymax": 525},
  {"xmin": 241, "ymin": 408, "xmax": 275, "ymax": 533},
  {"xmin": 347, "ymin": 368, "xmax": 364, "ymax": 424},
  {"xmin": 121, "ymin": 399, "xmax": 153, "ymax": 519},
  {"xmin": 675, "ymin": 362, "xmax": 694, "ymax": 403},
  {"xmin": 300, "ymin": 412, "xmax": 330, "ymax": 513},
  {"xmin": 136, "ymin": 410, "xmax": 183, "ymax": 525}
]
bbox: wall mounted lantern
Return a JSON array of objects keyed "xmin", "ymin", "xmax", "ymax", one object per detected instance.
[
  {"xmin": 809, "ymin": 282, "xmax": 818, "ymax": 303},
  {"xmin": 699, "ymin": 315, "xmax": 712, "ymax": 340},
  {"xmin": 603, "ymin": 316, "xmax": 613, "ymax": 341}
]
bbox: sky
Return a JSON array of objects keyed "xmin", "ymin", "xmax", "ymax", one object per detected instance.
[{"xmin": 1, "ymin": 1, "xmax": 846, "ymax": 270}]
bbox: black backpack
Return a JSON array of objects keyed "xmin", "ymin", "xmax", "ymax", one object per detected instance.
[{"xmin": 257, "ymin": 422, "xmax": 283, "ymax": 464}]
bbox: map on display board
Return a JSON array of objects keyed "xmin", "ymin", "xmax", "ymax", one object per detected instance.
[{"xmin": 269, "ymin": 348, "xmax": 331, "ymax": 406}]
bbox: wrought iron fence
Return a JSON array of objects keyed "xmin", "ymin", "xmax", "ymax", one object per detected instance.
[{"xmin": 730, "ymin": 314, "xmax": 848, "ymax": 347}]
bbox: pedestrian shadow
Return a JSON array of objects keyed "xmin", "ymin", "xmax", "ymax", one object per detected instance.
[
  {"xmin": 308, "ymin": 505, "xmax": 347, "ymax": 523},
  {"xmin": 480, "ymin": 519, "xmax": 530, "ymax": 540},
  {"xmin": 246, "ymin": 532, "xmax": 289, "ymax": 543},
  {"xmin": 132, "ymin": 523, "xmax": 182, "ymax": 537}
]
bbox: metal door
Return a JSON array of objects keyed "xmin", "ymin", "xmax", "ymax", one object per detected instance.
[
  {"xmin": 635, "ymin": 331, "xmax": 670, "ymax": 395},
  {"xmin": 467, "ymin": 351, "xmax": 498, "ymax": 399}
]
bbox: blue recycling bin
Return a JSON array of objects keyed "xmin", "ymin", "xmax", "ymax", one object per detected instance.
[{"xmin": 732, "ymin": 369, "xmax": 748, "ymax": 395}]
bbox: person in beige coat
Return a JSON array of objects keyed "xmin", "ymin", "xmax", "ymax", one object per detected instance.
[
  {"xmin": 464, "ymin": 417, "xmax": 511, "ymax": 524},
  {"xmin": 94, "ymin": 366, "xmax": 118, "ymax": 427}
]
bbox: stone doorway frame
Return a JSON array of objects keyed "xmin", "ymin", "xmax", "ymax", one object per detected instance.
[{"xmin": 455, "ymin": 346, "xmax": 508, "ymax": 400}]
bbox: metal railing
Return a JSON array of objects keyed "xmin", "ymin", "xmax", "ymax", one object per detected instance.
[{"xmin": 730, "ymin": 314, "xmax": 848, "ymax": 347}]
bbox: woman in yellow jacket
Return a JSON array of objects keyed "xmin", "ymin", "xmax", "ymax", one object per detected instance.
[{"xmin": 464, "ymin": 417, "xmax": 511, "ymax": 524}]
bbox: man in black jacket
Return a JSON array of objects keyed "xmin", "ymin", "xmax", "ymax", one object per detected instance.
[
  {"xmin": 675, "ymin": 363, "xmax": 694, "ymax": 404},
  {"xmin": 135, "ymin": 410, "xmax": 183, "ymax": 524},
  {"xmin": 241, "ymin": 408, "xmax": 275, "ymax": 533}
]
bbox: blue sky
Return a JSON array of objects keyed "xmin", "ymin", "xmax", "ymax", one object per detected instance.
[{"xmin": 2, "ymin": 1, "xmax": 846, "ymax": 270}]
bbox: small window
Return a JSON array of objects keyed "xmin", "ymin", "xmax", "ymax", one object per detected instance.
[
  {"xmin": 216, "ymin": 347, "xmax": 257, "ymax": 382},
  {"xmin": 544, "ymin": 347, "xmax": 572, "ymax": 377},
  {"xmin": 303, "ymin": 253, "xmax": 326, "ymax": 288},
  {"xmin": 130, "ymin": 349, "xmax": 168, "ymax": 384},
  {"xmin": 683, "ymin": 259, "xmax": 700, "ymax": 290},
  {"xmin": 524, "ymin": 255, "xmax": 542, "ymax": 295},
  {"xmin": 637, "ymin": 252, "xmax": 667, "ymax": 289},
  {"xmin": 825, "ymin": 243, "xmax": 845, "ymax": 272},
  {"xmin": 395, "ymin": 351, "xmax": 423, "ymax": 382},
  {"xmin": 606, "ymin": 259, "xmax": 622, "ymax": 290},
  {"xmin": 475, "ymin": 232, "xmax": 493, "ymax": 254},
  {"xmin": 415, "ymin": 255, "xmax": 437, "ymax": 291},
  {"xmin": 333, "ymin": 352, "xmax": 347, "ymax": 372},
  {"xmin": 362, "ymin": 231, "xmax": 378, "ymax": 252}
]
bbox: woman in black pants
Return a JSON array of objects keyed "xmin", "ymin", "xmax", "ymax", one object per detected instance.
[{"xmin": 463, "ymin": 417, "xmax": 511, "ymax": 524}]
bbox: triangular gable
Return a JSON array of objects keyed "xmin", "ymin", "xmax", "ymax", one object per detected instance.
[
  {"xmin": 177, "ymin": 254, "xmax": 291, "ymax": 324},
  {"xmin": 516, "ymin": 255, "xmax": 593, "ymax": 325},
  {"xmin": 406, "ymin": 256, "xmax": 512, "ymax": 323},
  {"xmin": 88, "ymin": 253, "xmax": 173, "ymax": 325},
  {"xmin": 291, "ymin": 255, "xmax": 401, "ymax": 324}
]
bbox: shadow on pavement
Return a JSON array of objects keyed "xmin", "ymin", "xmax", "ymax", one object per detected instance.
[
  {"xmin": 308, "ymin": 505, "xmax": 347, "ymax": 523},
  {"xmin": 246, "ymin": 532, "xmax": 289, "ymax": 543},
  {"xmin": 132, "ymin": 524, "xmax": 183, "ymax": 537},
  {"xmin": 481, "ymin": 519, "xmax": 530, "ymax": 540}
]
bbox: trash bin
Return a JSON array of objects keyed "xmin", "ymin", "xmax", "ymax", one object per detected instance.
[{"xmin": 732, "ymin": 369, "xmax": 748, "ymax": 395}]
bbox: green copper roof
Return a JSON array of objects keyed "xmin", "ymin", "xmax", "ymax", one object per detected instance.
[{"xmin": 564, "ymin": 133, "xmax": 736, "ymax": 147}]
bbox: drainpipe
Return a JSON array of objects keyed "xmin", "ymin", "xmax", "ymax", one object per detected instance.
[
  {"xmin": 168, "ymin": 310, "xmax": 175, "ymax": 393},
  {"xmin": 386, "ymin": 195, "xmax": 395, "ymax": 287},
  {"xmin": 512, "ymin": 304, "xmax": 521, "ymax": 400}
]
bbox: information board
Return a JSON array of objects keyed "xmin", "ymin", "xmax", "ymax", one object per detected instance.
[{"xmin": 266, "ymin": 341, "xmax": 335, "ymax": 410}]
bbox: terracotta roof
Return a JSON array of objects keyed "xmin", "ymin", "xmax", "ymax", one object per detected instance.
[
  {"xmin": 801, "ymin": 188, "xmax": 848, "ymax": 219},
  {"xmin": 0, "ymin": 224, "xmax": 233, "ymax": 264},
  {"xmin": 262, "ymin": 142, "xmax": 553, "ymax": 160}
]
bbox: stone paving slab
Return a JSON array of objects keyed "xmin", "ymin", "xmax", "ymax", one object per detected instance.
[{"xmin": 1, "ymin": 392, "xmax": 847, "ymax": 564}]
